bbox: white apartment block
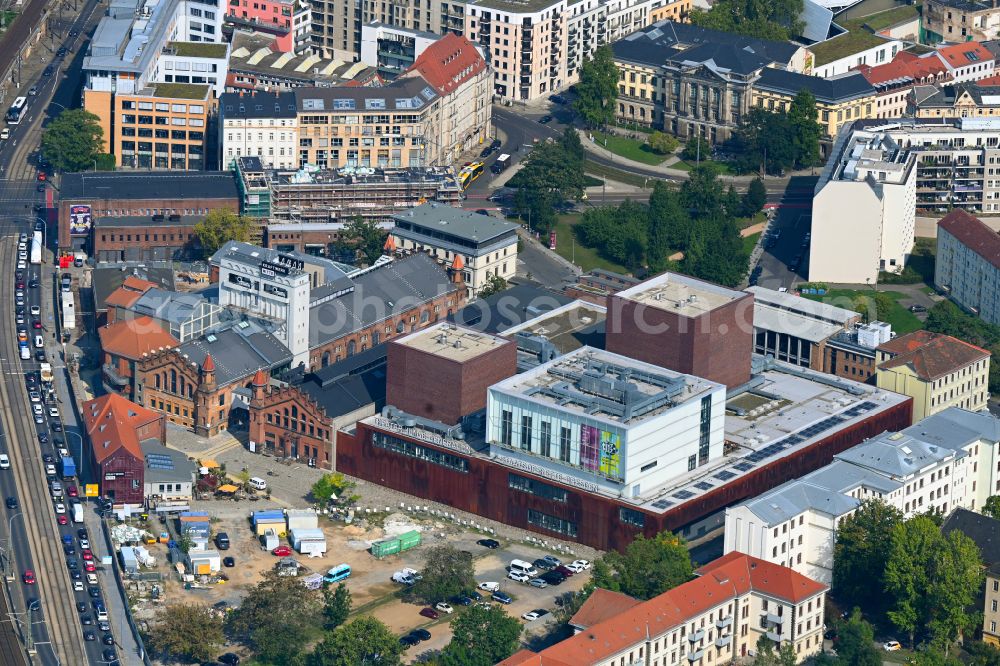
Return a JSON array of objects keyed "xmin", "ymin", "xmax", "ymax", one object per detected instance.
[
  {"xmin": 810, "ymin": 127, "xmax": 916, "ymax": 283},
  {"xmin": 811, "ymin": 40, "xmax": 903, "ymax": 79},
  {"xmin": 725, "ymin": 407, "xmax": 1000, "ymax": 584},
  {"xmin": 219, "ymin": 91, "xmax": 300, "ymax": 169}
]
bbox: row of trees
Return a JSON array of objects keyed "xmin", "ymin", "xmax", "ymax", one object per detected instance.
[
  {"xmin": 574, "ymin": 165, "xmax": 764, "ymax": 284},
  {"xmin": 509, "ymin": 128, "xmax": 588, "ymax": 234},
  {"xmin": 690, "ymin": 0, "xmax": 805, "ymax": 41},
  {"xmin": 832, "ymin": 500, "xmax": 984, "ymax": 656},
  {"xmin": 925, "ymin": 300, "xmax": 1000, "ymax": 393},
  {"xmin": 730, "ymin": 91, "xmax": 823, "ymax": 175}
]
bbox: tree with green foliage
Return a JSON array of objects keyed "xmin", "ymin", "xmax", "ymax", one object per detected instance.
[
  {"xmin": 680, "ymin": 216, "xmax": 748, "ymax": 287},
  {"xmin": 731, "ymin": 107, "xmax": 797, "ymax": 175},
  {"xmin": 511, "ymin": 133, "xmax": 587, "ymax": 234},
  {"xmin": 850, "ymin": 290, "xmax": 896, "ymax": 324},
  {"xmin": 647, "ymin": 131, "xmax": 679, "ymax": 155},
  {"xmin": 408, "ymin": 545, "xmax": 476, "ymax": 604},
  {"xmin": 439, "ymin": 603, "xmax": 523, "ymax": 666},
  {"xmin": 681, "ymin": 162, "xmax": 724, "ymax": 219},
  {"xmin": 310, "ymin": 472, "xmax": 357, "ymax": 505},
  {"xmin": 984, "ymin": 495, "xmax": 1000, "ymax": 520},
  {"xmin": 592, "ymin": 531, "xmax": 692, "ymax": 600},
  {"xmin": 477, "ymin": 273, "xmax": 508, "ymax": 299},
  {"xmin": 833, "ymin": 610, "xmax": 882, "ymax": 666},
  {"xmin": 925, "ymin": 528, "xmax": 984, "ymax": 654},
  {"xmin": 574, "ymin": 45, "xmax": 619, "ymax": 127},
  {"xmin": 832, "ymin": 499, "xmax": 903, "ymax": 615},
  {"xmin": 788, "ymin": 89, "xmax": 822, "ymax": 168},
  {"xmin": 322, "ymin": 583, "xmax": 351, "ymax": 631},
  {"xmin": 743, "ymin": 177, "xmax": 767, "ymax": 216},
  {"xmin": 681, "ymin": 135, "xmax": 711, "ymax": 163},
  {"xmin": 690, "ymin": 0, "xmax": 804, "ymax": 40},
  {"xmin": 925, "ymin": 301, "xmax": 1000, "ymax": 391},
  {"xmin": 577, "ymin": 200, "xmax": 649, "ymax": 271},
  {"xmin": 194, "ymin": 209, "xmax": 252, "ymax": 258},
  {"xmin": 647, "ymin": 181, "xmax": 690, "ymax": 270},
  {"xmin": 225, "ymin": 571, "xmax": 323, "ymax": 663},
  {"xmin": 147, "ymin": 603, "xmax": 224, "ymax": 663},
  {"xmin": 753, "ymin": 635, "xmax": 797, "ymax": 666},
  {"xmin": 306, "ymin": 616, "xmax": 403, "ymax": 666},
  {"xmin": 968, "ymin": 641, "xmax": 1000, "ymax": 666},
  {"xmin": 885, "ymin": 516, "xmax": 941, "ymax": 647},
  {"xmin": 341, "ymin": 216, "xmax": 387, "ymax": 266},
  {"xmin": 40, "ymin": 109, "xmax": 105, "ymax": 173}
]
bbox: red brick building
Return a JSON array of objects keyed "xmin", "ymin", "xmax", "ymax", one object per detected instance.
[
  {"xmin": 99, "ymin": 316, "xmax": 179, "ymax": 398},
  {"xmin": 83, "ymin": 394, "xmax": 166, "ymax": 506},
  {"xmin": 135, "ymin": 320, "xmax": 293, "ymax": 436},
  {"xmin": 99, "ymin": 276, "xmax": 159, "ymax": 326},
  {"xmin": 606, "ymin": 271, "xmax": 755, "ymax": 389},
  {"xmin": 248, "ymin": 369, "xmax": 335, "ymax": 466},
  {"xmin": 386, "ymin": 323, "xmax": 516, "ymax": 425}
]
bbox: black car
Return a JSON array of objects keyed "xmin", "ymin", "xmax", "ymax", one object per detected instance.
[
  {"xmin": 909, "ymin": 304, "xmax": 927, "ymax": 313},
  {"xmin": 539, "ymin": 115, "xmax": 553, "ymax": 124},
  {"xmin": 83, "ymin": 630, "xmax": 95, "ymax": 641},
  {"xmin": 490, "ymin": 138, "xmax": 501, "ymax": 151},
  {"xmin": 28, "ymin": 279, "xmax": 38, "ymax": 288},
  {"xmin": 411, "ymin": 628, "xmax": 431, "ymax": 641},
  {"xmin": 77, "ymin": 528, "xmax": 88, "ymax": 540},
  {"xmin": 81, "ymin": 615, "xmax": 93, "ymax": 626},
  {"xmin": 70, "ymin": 570, "xmax": 81, "ymax": 580},
  {"xmin": 533, "ymin": 558, "xmax": 555, "ymax": 570},
  {"xmin": 102, "ymin": 649, "xmax": 117, "ymax": 661},
  {"xmin": 5, "ymin": 497, "xmax": 16, "ymax": 510},
  {"xmin": 36, "ymin": 184, "xmax": 45, "ymax": 192},
  {"xmin": 63, "ymin": 545, "xmax": 75, "ymax": 556},
  {"xmin": 43, "ymin": 66, "xmax": 53, "ymax": 76},
  {"xmin": 539, "ymin": 570, "xmax": 565, "ymax": 585},
  {"xmin": 42, "ymin": 453, "xmax": 54, "ymax": 464},
  {"xmin": 76, "ymin": 602, "xmax": 87, "ymax": 613},
  {"xmin": 56, "ymin": 47, "xmax": 67, "ymax": 57},
  {"xmin": 102, "ymin": 633, "xmax": 114, "ymax": 646},
  {"xmin": 452, "ymin": 595, "xmax": 473, "ymax": 606},
  {"xmin": 477, "ymin": 538, "xmax": 500, "ymax": 549},
  {"xmin": 69, "ymin": 29, "xmax": 78, "ymax": 37},
  {"xmin": 218, "ymin": 654, "xmax": 240, "ymax": 666},
  {"xmin": 88, "ymin": 586, "xmax": 100, "ymax": 598},
  {"xmin": 479, "ymin": 146, "xmax": 494, "ymax": 158},
  {"xmin": 52, "ymin": 423, "xmax": 62, "ymax": 432},
  {"xmin": 470, "ymin": 591, "xmax": 482, "ymax": 601},
  {"xmin": 35, "ymin": 351, "xmax": 45, "ymax": 361},
  {"xmin": 38, "ymin": 433, "xmax": 48, "ymax": 444},
  {"xmin": 223, "ymin": 556, "xmax": 235, "ymax": 568},
  {"xmin": 549, "ymin": 94, "xmax": 567, "ymax": 105},
  {"xmin": 399, "ymin": 635, "xmax": 419, "ymax": 649}
]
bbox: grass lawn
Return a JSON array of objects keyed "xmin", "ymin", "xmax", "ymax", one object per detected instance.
[
  {"xmin": 810, "ymin": 5, "xmax": 918, "ymax": 65},
  {"xmin": 672, "ymin": 159, "xmax": 734, "ymax": 175},
  {"xmin": 592, "ymin": 130, "xmax": 669, "ymax": 166},
  {"xmin": 742, "ymin": 232, "xmax": 761, "ymax": 255},
  {"xmin": 583, "ymin": 160, "xmax": 651, "ymax": 189},
  {"xmin": 801, "ymin": 288, "xmax": 923, "ymax": 334},
  {"xmin": 551, "ymin": 214, "xmax": 630, "ymax": 274}
]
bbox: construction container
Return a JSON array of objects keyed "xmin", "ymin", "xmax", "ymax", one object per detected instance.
[
  {"xmin": 398, "ymin": 530, "xmax": 422, "ymax": 552},
  {"xmin": 261, "ymin": 530, "xmax": 279, "ymax": 551},
  {"xmin": 286, "ymin": 509, "xmax": 319, "ymax": 531},
  {"xmin": 289, "ymin": 528, "xmax": 325, "ymax": 549},
  {"xmin": 251, "ymin": 510, "xmax": 284, "ymax": 526},
  {"xmin": 371, "ymin": 537, "xmax": 401, "ymax": 559},
  {"xmin": 254, "ymin": 519, "xmax": 285, "ymax": 537},
  {"xmin": 119, "ymin": 547, "xmax": 138, "ymax": 574},
  {"xmin": 187, "ymin": 549, "xmax": 221, "ymax": 575}
]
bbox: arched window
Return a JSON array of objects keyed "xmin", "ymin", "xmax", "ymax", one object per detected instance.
[
  {"xmin": 371, "ymin": 331, "xmax": 380, "ymax": 346},
  {"xmin": 179, "ymin": 376, "xmax": 185, "ymax": 396},
  {"xmin": 322, "ymin": 352, "xmax": 330, "ymax": 368},
  {"xmin": 347, "ymin": 340, "xmax": 356, "ymax": 356},
  {"xmin": 420, "ymin": 310, "xmax": 429, "ymax": 323},
  {"xmin": 154, "ymin": 374, "xmax": 161, "ymax": 389},
  {"xmin": 396, "ymin": 321, "xmax": 405, "ymax": 333},
  {"xmin": 170, "ymin": 369, "xmax": 177, "ymax": 394}
]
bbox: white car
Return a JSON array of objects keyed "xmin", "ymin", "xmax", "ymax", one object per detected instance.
[
  {"xmin": 521, "ymin": 609, "xmax": 550, "ymax": 622},
  {"xmin": 29, "ymin": 391, "xmax": 40, "ymax": 402},
  {"xmin": 17, "ymin": 251, "xmax": 26, "ymax": 261},
  {"xmin": 508, "ymin": 571, "xmax": 530, "ymax": 583},
  {"xmin": 73, "ymin": 581, "xmax": 84, "ymax": 592},
  {"xmin": 478, "ymin": 581, "xmax": 500, "ymax": 592},
  {"xmin": 47, "ymin": 407, "xmax": 59, "ymax": 418},
  {"xmin": 434, "ymin": 602, "xmax": 454, "ymax": 614},
  {"xmin": 45, "ymin": 464, "xmax": 56, "ymax": 476},
  {"xmin": 32, "ymin": 404, "xmax": 43, "ymax": 415},
  {"xmin": 86, "ymin": 573, "xmax": 97, "ymax": 585},
  {"xmin": 54, "ymin": 503, "xmax": 65, "ymax": 514},
  {"xmin": 80, "ymin": 539, "xmax": 90, "ymax": 550},
  {"xmin": 883, "ymin": 641, "xmax": 901, "ymax": 652},
  {"xmin": 570, "ymin": 559, "xmax": 591, "ymax": 571},
  {"xmin": 0, "ymin": 454, "xmax": 9, "ymax": 469},
  {"xmin": 17, "ymin": 261, "xmax": 25, "ymax": 270},
  {"xmin": 29, "ymin": 305, "xmax": 40, "ymax": 316}
]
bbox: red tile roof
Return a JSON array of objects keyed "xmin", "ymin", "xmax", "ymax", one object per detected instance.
[
  {"xmin": 405, "ymin": 32, "xmax": 486, "ymax": 96},
  {"xmin": 104, "ymin": 277, "xmax": 157, "ymax": 310},
  {"xmin": 877, "ymin": 330, "xmax": 990, "ymax": 381},
  {"xmin": 83, "ymin": 394, "xmax": 162, "ymax": 464},
  {"xmin": 936, "ymin": 42, "xmax": 992, "ymax": 70},
  {"xmin": 939, "ymin": 208, "xmax": 1000, "ymax": 272},
  {"xmin": 511, "ymin": 553, "xmax": 826, "ymax": 665},
  {"xmin": 98, "ymin": 316, "xmax": 178, "ymax": 360},
  {"xmin": 569, "ymin": 588, "xmax": 642, "ymax": 630},
  {"xmin": 855, "ymin": 50, "xmax": 949, "ymax": 86}
]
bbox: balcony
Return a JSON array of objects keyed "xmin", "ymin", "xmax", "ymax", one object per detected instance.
[
  {"xmin": 766, "ymin": 630, "xmax": 783, "ymax": 643},
  {"xmin": 687, "ymin": 649, "xmax": 704, "ymax": 663},
  {"xmin": 688, "ymin": 629, "xmax": 705, "ymax": 643},
  {"xmin": 766, "ymin": 613, "xmax": 784, "ymax": 625},
  {"xmin": 954, "ymin": 184, "xmax": 983, "ymax": 192},
  {"xmin": 716, "ymin": 616, "xmax": 733, "ymax": 629},
  {"xmin": 715, "ymin": 635, "xmax": 732, "ymax": 648}
]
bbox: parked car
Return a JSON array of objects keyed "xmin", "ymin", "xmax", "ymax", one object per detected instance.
[
  {"xmin": 272, "ymin": 546, "xmax": 292, "ymax": 557},
  {"xmin": 399, "ymin": 635, "xmax": 419, "ymax": 649},
  {"xmin": 491, "ymin": 591, "xmax": 513, "ymax": 604},
  {"xmin": 477, "ymin": 581, "xmax": 500, "ymax": 592},
  {"xmin": 477, "ymin": 538, "xmax": 500, "ymax": 549},
  {"xmin": 909, "ymin": 304, "xmax": 927, "ymax": 313},
  {"xmin": 508, "ymin": 571, "xmax": 530, "ymax": 583},
  {"xmin": 528, "ymin": 578, "xmax": 549, "ymax": 589},
  {"xmin": 411, "ymin": 628, "xmax": 431, "ymax": 641},
  {"xmin": 452, "ymin": 595, "xmax": 473, "ymax": 606},
  {"xmin": 883, "ymin": 641, "xmax": 901, "ymax": 652},
  {"xmin": 434, "ymin": 602, "xmax": 454, "ymax": 614},
  {"xmin": 419, "ymin": 607, "xmax": 439, "ymax": 620},
  {"xmin": 538, "ymin": 115, "xmax": 553, "ymax": 124},
  {"xmin": 521, "ymin": 609, "xmax": 550, "ymax": 621},
  {"xmin": 22, "ymin": 570, "xmax": 35, "ymax": 584}
]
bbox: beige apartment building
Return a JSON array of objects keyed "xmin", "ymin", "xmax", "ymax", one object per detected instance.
[
  {"xmin": 923, "ymin": 0, "xmax": 1000, "ymax": 43},
  {"xmin": 876, "ymin": 330, "xmax": 992, "ymax": 421}
]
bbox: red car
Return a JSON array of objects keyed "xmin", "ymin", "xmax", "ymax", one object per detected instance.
[
  {"xmin": 84, "ymin": 561, "xmax": 96, "ymax": 573},
  {"xmin": 272, "ymin": 546, "xmax": 292, "ymax": 557},
  {"xmin": 32, "ymin": 320, "xmax": 41, "ymax": 329},
  {"xmin": 22, "ymin": 570, "xmax": 35, "ymax": 585},
  {"xmin": 82, "ymin": 549, "xmax": 93, "ymax": 561},
  {"xmin": 67, "ymin": 485, "xmax": 78, "ymax": 498},
  {"xmin": 36, "ymin": 172, "xmax": 46, "ymax": 182},
  {"xmin": 57, "ymin": 515, "xmax": 68, "ymax": 525},
  {"xmin": 419, "ymin": 608, "xmax": 439, "ymax": 620}
]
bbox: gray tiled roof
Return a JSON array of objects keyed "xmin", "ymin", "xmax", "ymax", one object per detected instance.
[
  {"xmin": 132, "ymin": 289, "xmax": 208, "ymax": 326},
  {"xmin": 309, "ymin": 252, "xmax": 459, "ymax": 348},
  {"xmin": 612, "ymin": 20, "xmax": 801, "ymax": 74},
  {"xmin": 834, "ymin": 431, "xmax": 964, "ymax": 479},
  {"xmin": 755, "ymin": 68, "xmax": 876, "ymax": 104},
  {"xmin": 220, "ymin": 91, "xmax": 297, "ymax": 119},
  {"xmin": 294, "ymin": 76, "xmax": 437, "ymax": 113},
  {"xmin": 902, "ymin": 406, "xmax": 1000, "ymax": 451},
  {"xmin": 142, "ymin": 439, "xmax": 197, "ymax": 484},
  {"xmin": 60, "ymin": 172, "xmax": 238, "ymax": 202},
  {"xmin": 176, "ymin": 320, "xmax": 293, "ymax": 386}
]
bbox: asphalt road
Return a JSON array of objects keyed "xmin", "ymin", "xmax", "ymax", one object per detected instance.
[{"xmin": 751, "ymin": 177, "xmax": 817, "ymax": 291}]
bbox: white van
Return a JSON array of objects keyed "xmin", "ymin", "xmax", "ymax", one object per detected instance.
[
  {"xmin": 20, "ymin": 346, "xmax": 29, "ymax": 360},
  {"xmin": 509, "ymin": 559, "xmax": 538, "ymax": 577},
  {"xmin": 0, "ymin": 128, "xmax": 9, "ymax": 140},
  {"xmin": 249, "ymin": 477, "xmax": 268, "ymax": 491},
  {"xmin": 0, "ymin": 454, "xmax": 9, "ymax": 469}
]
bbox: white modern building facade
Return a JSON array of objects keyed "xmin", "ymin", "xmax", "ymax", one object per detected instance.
[
  {"xmin": 811, "ymin": 39, "xmax": 903, "ymax": 79},
  {"xmin": 218, "ymin": 92, "xmax": 300, "ymax": 169},
  {"xmin": 486, "ymin": 347, "xmax": 726, "ymax": 496},
  {"xmin": 724, "ymin": 407, "xmax": 1000, "ymax": 584},
  {"xmin": 810, "ymin": 127, "xmax": 917, "ymax": 283}
]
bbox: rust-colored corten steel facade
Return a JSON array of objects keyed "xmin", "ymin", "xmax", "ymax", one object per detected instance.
[
  {"xmin": 385, "ymin": 328, "xmax": 517, "ymax": 425},
  {"xmin": 605, "ymin": 276, "xmax": 756, "ymax": 389},
  {"xmin": 337, "ymin": 398, "xmax": 912, "ymax": 552}
]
